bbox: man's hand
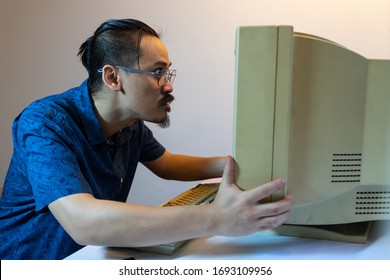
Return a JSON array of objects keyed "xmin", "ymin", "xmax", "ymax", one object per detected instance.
[{"xmin": 210, "ymin": 156, "xmax": 292, "ymax": 237}]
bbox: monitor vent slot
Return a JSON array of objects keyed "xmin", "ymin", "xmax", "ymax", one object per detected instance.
[
  {"xmin": 331, "ymin": 153, "xmax": 361, "ymax": 183},
  {"xmin": 355, "ymin": 191, "xmax": 390, "ymax": 215}
]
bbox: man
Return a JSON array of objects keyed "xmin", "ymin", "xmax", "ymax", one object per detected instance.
[{"xmin": 0, "ymin": 19, "xmax": 292, "ymax": 259}]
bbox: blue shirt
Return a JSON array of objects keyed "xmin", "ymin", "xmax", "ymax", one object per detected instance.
[{"xmin": 0, "ymin": 80, "xmax": 165, "ymax": 259}]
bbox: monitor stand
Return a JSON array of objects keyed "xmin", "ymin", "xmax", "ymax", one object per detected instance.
[{"xmin": 272, "ymin": 221, "xmax": 372, "ymax": 244}]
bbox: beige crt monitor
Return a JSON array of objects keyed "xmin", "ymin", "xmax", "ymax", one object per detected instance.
[{"xmin": 233, "ymin": 25, "xmax": 390, "ymax": 243}]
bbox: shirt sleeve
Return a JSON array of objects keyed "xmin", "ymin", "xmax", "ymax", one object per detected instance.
[{"xmin": 14, "ymin": 108, "xmax": 92, "ymax": 212}]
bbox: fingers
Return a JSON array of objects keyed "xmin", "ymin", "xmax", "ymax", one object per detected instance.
[
  {"xmin": 242, "ymin": 196, "xmax": 291, "ymax": 233},
  {"xmin": 246, "ymin": 178, "xmax": 287, "ymax": 203},
  {"xmin": 255, "ymin": 209, "xmax": 291, "ymax": 231},
  {"xmin": 220, "ymin": 155, "xmax": 235, "ymax": 186},
  {"xmin": 253, "ymin": 195, "xmax": 292, "ymax": 230},
  {"xmin": 256, "ymin": 195, "xmax": 292, "ymax": 217},
  {"xmin": 220, "ymin": 157, "xmax": 286, "ymax": 203}
]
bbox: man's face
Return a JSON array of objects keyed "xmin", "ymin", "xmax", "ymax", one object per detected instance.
[{"xmin": 118, "ymin": 35, "xmax": 175, "ymax": 128}]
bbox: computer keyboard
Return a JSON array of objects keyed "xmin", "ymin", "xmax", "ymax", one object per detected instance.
[
  {"xmin": 136, "ymin": 183, "xmax": 219, "ymax": 255},
  {"xmin": 161, "ymin": 182, "xmax": 219, "ymax": 207}
]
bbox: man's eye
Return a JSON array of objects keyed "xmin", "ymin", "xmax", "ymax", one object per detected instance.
[
  {"xmin": 154, "ymin": 68, "xmax": 166, "ymax": 78},
  {"xmin": 154, "ymin": 69, "xmax": 163, "ymax": 75}
]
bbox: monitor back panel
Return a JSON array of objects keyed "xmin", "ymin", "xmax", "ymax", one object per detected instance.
[{"xmin": 233, "ymin": 26, "xmax": 390, "ymax": 225}]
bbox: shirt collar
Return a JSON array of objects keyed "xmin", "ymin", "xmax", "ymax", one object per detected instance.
[{"xmin": 74, "ymin": 80, "xmax": 107, "ymax": 145}]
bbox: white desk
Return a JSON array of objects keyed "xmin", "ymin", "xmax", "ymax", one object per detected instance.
[{"xmin": 66, "ymin": 220, "xmax": 390, "ymax": 260}]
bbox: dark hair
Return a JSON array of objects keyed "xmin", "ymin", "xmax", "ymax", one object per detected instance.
[{"xmin": 78, "ymin": 19, "xmax": 160, "ymax": 93}]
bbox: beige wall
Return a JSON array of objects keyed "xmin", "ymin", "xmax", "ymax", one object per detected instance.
[{"xmin": 1, "ymin": 0, "xmax": 389, "ymax": 205}]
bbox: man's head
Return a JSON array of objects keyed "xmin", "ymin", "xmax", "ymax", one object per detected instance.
[
  {"xmin": 78, "ymin": 19, "xmax": 175, "ymax": 130},
  {"xmin": 78, "ymin": 19, "xmax": 160, "ymax": 93}
]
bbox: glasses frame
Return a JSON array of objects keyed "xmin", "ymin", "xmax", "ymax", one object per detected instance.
[{"xmin": 98, "ymin": 66, "xmax": 176, "ymax": 86}]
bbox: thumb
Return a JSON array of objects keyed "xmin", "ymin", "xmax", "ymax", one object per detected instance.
[{"xmin": 221, "ymin": 156, "xmax": 235, "ymax": 186}]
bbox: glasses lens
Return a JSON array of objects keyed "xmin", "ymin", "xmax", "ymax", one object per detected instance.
[
  {"xmin": 158, "ymin": 70, "xmax": 176, "ymax": 86},
  {"xmin": 169, "ymin": 70, "xmax": 176, "ymax": 84}
]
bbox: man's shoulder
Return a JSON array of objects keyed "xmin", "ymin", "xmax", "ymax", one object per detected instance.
[
  {"xmin": 18, "ymin": 81, "xmax": 89, "ymax": 124},
  {"xmin": 18, "ymin": 94, "xmax": 75, "ymax": 127},
  {"xmin": 13, "ymin": 84, "xmax": 89, "ymax": 137}
]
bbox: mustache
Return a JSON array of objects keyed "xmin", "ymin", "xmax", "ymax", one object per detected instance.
[{"xmin": 159, "ymin": 94, "xmax": 175, "ymax": 106}]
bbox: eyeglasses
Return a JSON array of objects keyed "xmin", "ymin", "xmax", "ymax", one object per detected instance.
[{"xmin": 98, "ymin": 66, "xmax": 176, "ymax": 87}]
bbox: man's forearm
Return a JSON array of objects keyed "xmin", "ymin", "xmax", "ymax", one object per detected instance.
[
  {"xmin": 49, "ymin": 157, "xmax": 292, "ymax": 250},
  {"xmin": 50, "ymin": 193, "xmax": 217, "ymax": 248},
  {"xmin": 170, "ymin": 155, "xmax": 227, "ymax": 181},
  {"xmin": 144, "ymin": 152, "xmax": 227, "ymax": 181}
]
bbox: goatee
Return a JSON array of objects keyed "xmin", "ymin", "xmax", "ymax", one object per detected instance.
[{"xmin": 158, "ymin": 115, "xmax": 171, "ymax": 129}]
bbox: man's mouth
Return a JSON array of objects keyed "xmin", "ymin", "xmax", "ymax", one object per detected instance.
[{"xmin": 159, "ymin": 94, "xmax": 175, "ymax": 110}]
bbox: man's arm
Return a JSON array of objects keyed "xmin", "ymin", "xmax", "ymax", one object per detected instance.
[
  {"xmin": 48, "ymin": 156, "xmax": 292, "ymax": 247},
  {"xmin": 142, "ymin": 150, "xmax": 227, "ymax": 181}
]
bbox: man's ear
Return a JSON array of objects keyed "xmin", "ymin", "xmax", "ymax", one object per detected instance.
[{"xmin": 101, "ymin": 65, "xmax": 122, "ymax": 92}]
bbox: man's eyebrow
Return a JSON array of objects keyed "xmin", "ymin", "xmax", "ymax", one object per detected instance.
[{"xmin": 153, "ymin": 61, "xmax": 172, "ymax": 68}]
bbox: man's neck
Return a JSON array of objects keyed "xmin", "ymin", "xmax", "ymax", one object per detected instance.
[{"xmin": 91, "ymin": 91, "xmax": 136, "ymax": 138}]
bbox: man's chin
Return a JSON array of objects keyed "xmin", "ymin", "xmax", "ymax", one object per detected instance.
[{"xmin": 158, "ymin": 115, "xmax": 170, "ymax": 129}]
